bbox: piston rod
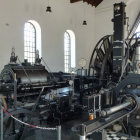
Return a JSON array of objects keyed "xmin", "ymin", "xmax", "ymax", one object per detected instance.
[{"xmin": 101, "ymin": 101, "xmax": 131, "ymax": 117}]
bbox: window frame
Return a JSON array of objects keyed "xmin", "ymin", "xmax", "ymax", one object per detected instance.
[
  {"xmin": 64, "ymin": 31, "xmax": 71, "ymax": 73},
  {"xmin": 24, "ymin": 21, "xmax": 37, "ymax": 64}
]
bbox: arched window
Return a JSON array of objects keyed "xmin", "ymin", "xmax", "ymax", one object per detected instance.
[
  {"xmin": 64, "ymin": 30, "xmax": 75, "ymax": 73},
  {"xmin": 24, "ymin": 20, "xmax": 41, "ymax": 64}
]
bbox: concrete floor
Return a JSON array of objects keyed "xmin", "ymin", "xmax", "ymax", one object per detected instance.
[{"xmin": 20, "ymin": 119, "xmax": 82, "ymax": 140}]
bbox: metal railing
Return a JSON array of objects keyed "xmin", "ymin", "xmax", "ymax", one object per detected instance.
[{"xmin": 0, "ymin": 103, "xmax": 61, "ymax": 140}]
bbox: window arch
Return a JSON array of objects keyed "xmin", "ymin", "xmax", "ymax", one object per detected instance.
[
  {"xmin": 24, "ymin": 20, "xmax": 41, "ymax": 64},
  {"xmin": 64, "ymin": 30, "xmax": 76, "ymax": 73}
]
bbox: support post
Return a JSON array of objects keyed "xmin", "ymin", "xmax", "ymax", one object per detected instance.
[
  {"xmin": 0, "ymin": 104, "xmax": 3, "ymax": 140},
  {"xmin": 57, "ymin": 125, "xmax": 61, "ymax": 140},
  {"xmin": 79, "ymin": 135, "xmax": 86, "ymax": 140},
  {"xmin": 79, "ymin": 124, "xmax": 86, "ymax": 140},
  {"xmin": 14, "ymin": 74, "xmax": 17, "ymax": 108}
]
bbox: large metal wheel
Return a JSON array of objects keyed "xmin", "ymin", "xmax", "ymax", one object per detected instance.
[
  {"xmin": 128, "ymin": 32, "xmax": 140, "ymax": 62},
  {"xmin": 88, "ymin": 35, "xmax": 113, "ymax": 86}
]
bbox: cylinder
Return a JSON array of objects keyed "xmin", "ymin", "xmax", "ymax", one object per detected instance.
[
  {"xmin": 57, "ymin": 125, "xmax": 61, "ymax": 140},
  {"xmin": 135, "ymin": 45, "xmax": 140, "ymax": 74},
  {"xmin": 89, "ymin": 114, "xmax": 94, "ymax": 120},
  {"xmin": 101, "ymin": 101, "xmax": 131, "ymax": 117},
  {"xmin": 104, "ymin": 89, "xmax": 112, "ymax": 106},
  {"xmin": 79, "ymin": 135, "xmax": 86, "ymax": 140}
]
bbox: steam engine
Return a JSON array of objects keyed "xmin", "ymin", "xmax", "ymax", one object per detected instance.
[{"xmin": 0, "ymin": 2, "xmax": 140, "ymax": 140}]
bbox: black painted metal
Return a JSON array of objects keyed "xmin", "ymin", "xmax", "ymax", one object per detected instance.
[
  {"xmin": 112, "ymin": 2, "xmax": 126, "ymax": 72},
  {"xmin": 76, "ymin": 110, "xmax": 132, "ymax": 136},
  {"xmin": 88, "ymin": 35, "xmax": 113, "ymax": 85}
]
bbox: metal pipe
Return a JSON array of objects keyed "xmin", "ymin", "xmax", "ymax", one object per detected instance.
[
  {"xmin": 135, "ymin": 45, "xmax": 140, "ymax": 74},
  {"xmin": 14, "ymin": 74, "xmax": 17, "ymax": 108},
  {"xmin": 79, "ymin": 135, "xmax": 86, "ymax": 140},
  {"xmin": 1, "ymin": 104, "xmax": 3, "ymax": 140},
  {"xmin": 101, "ymin": 101, "xmax": 131, "ymax": 117},
  {"xmin": 57, "ymin": 125, "xmax": 61, "ymax": 140}
]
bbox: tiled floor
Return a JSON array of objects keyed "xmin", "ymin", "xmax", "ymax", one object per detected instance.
[{"xmin": 107, "ymin": 131, "xmax": 136, "ymax": 140}]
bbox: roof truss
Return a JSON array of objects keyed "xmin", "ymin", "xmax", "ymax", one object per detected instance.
[{"xmin": 70, "ymin": 0, "xmax": 103, "ymax": 7}]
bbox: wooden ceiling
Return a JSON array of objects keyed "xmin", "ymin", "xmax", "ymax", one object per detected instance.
[{"xmin": 70, "ymin": 0, "xmax": 103, "ymax": 7}]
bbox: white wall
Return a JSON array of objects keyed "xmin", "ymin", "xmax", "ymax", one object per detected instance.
[
  {"xmin": 0, "ymin": 0, "xmax": 95, "ymax": 72},
  {"xmin": 0, "ymin": 0, "xmax": 139, "ymax": 72}
]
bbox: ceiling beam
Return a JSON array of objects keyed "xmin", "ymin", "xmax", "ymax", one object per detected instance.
[
  {"xmin": 70, "ymin": 0, "xmax": 82, "ymax": 3},
  {"xmin": 70, "ymin": 0, "xmax": 103, "ymax": 7},
  {"xmin": 94, "ymin": 0, "xmax": 103, "ymax": 7}
]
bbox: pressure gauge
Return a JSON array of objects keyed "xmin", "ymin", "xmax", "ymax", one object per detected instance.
[
  {"xmin": 79, "ymin": 58, "xmax": 87, "ymax": 68},
  {"xmin": 115, "ymin": 5, "xmax": 120, "ymax": 11},
  {"xmin": 69, "ymin": 80, "xmax": 73, "ymax": 86}
]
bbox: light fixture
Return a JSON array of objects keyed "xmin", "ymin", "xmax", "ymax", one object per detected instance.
[
  {"xmin": 82, "ymin": 2, "xmax": 87, "ymax": 25},
  {"xmin": 82, "ymin": 20, "xmax": 87, "ymax": 25},
  {"xmin": 46, "ymin": 6, "xmax": 52, "ymax": 13},
  {"xmin": 46, "ymin": 0, "xmax": 52, "ymax": 13}
]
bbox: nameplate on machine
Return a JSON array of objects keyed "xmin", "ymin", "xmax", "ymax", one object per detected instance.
[
  {"xmin": 113, "ymin": 40, "xmax": 124, "ymax": 43},
  {"xmin": 113, "ymin": 46, "xmax": 122, "ymax": 49}
]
